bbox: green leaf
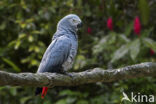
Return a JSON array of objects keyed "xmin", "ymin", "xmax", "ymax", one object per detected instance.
[
  {"xmin": 108, "ymin": 32, "xmax": 117, "ymax": 44},
  {"xmin": 31, "ymin": 59, "xmax": 39, "ymax": 66},
  {"xmin": 0, "ymin": 22, "xmax": 6, "ymax": 30},
  {"xmin": 74, "ymin": 55, "xmax": 86, "ymax": 70},
  {"xmin": 20, "ymin": 96, "xmax": 32, "ymax": 104},
  {"xmin": 20, "ymin": 22, "xmax": 26, "ymax": 28},
  {"xmin": 14, "ymin": 40, "xmax": 21, "ymax": 50},
  {"xmin": 111, "ymin": 43, "xmax": 130, "ymax": 63},
  {"xmin": 28, "ymin": 35, "xmax": 34, "ymax": 42},
  {"xmin": 0, "ymin": 87, "xmax": 5, "ymax": 90},
  {"xmin": 142, "ymin": 27, "xmax": 154, "ymax": 37},
  {"xmin": 143, "ymin": 38, "xmax": 156, "ymax": 51},
  {"xmin": 10, "ymin": 87, "xmax": 17, "ymax": 96},
  {"xmin": 124, "ymin": 21, "xmax": 133, "ymax": 36},
  {"xmin": 130, "ymin": 39, "xmax": 140, "ymax": 60},
  {"xmin": 77, "ymin": 100, "xmax": 88, "ymax": 104},
  {"xmin": 138, "ymin": 0, "xmax": 150, "ymax": 25},
  {"xmin": 119, "ymin": 34, "xmax": 130, "ymax": 43},
  {"xmin": 93, "ymin": 35, "xmax": 110, "ymax": 55},
  {"xmin": 18, "ymin": 33, "xmax": 26, "ymax": 39},
  {"xmin": 2, "ymin": 58, "xmax": 21, "ymax": 72},
  {"xmin": 31, "ymin": 30, "xmax": 41, "ymax": 34},
  {"xmin": 55, "ymin": 99, "xmax": 67, "ymax": 104},
  {"xmin": 59, "ymin": 90, "xmax": 81, "ymax": 96}
]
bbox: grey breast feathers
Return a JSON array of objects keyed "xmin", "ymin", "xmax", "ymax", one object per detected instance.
[{"xmin": 37, "ymin": 36, "xmax": 72, "ymax": 73}]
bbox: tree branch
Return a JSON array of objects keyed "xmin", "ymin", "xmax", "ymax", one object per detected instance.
[{"xmin": 0, "ymin": 62, "xmax": 156, "ymax": 87}]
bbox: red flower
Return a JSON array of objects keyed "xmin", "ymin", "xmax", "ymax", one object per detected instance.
[
  {"xmin": 107, "ymin": 17, "xmax": 113, "ymax": 30},
  {"xmin": 87, "ymin": 27, "xmax": 92, "ymax": 34},
  {"xmin": 150, "ymin": 49, "xmax": 155, "ymax": 56},
  {"xmin": 134, "ymin": 16, "xmax": 141, "ymax": 35}
]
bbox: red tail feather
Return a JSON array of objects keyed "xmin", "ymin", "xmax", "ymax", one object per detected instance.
[{"xmin": 41, "ymin": 87, "xmax": 48, "ymax": 99}]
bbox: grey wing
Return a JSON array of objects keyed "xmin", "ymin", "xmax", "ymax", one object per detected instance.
[{"xmin": 37, "ymin": 36, "xmax": 71, "ymax": 73}]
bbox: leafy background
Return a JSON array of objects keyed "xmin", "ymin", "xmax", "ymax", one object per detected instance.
[{"xmin": 0, "ymin": 0, "xmax": 156, "ymax": 104}]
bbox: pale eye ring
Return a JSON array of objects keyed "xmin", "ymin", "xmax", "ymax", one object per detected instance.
[{"xmin": 72, "ymin": 19, "xmax": 77, "ymax": 23}]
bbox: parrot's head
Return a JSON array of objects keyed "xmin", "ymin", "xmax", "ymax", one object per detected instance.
[{"xmin": 57, "ymin": 14, "xmax": 82, "ymax": 32}]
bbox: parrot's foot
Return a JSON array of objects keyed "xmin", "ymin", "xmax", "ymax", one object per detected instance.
[
  {"xmin": 59, "ymin": 70, "xmax": 73, "ymax": 78},
  {"xmin": 65, "ymin": 73, "xmax": 73, "ymax": 78}
]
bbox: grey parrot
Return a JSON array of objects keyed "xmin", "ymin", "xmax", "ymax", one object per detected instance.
[{"xmin": 35, "ymin": 14, "xmax": 82, "ymax": 98}]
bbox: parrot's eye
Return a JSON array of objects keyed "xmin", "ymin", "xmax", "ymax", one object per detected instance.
[{"xmin": 72, "ymin": 19, "xmax": 77, "ymax": 23}]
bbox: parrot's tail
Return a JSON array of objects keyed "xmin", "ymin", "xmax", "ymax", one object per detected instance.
[
  {"xmin": 35, "ymin": 87, "xmax": 48, "ymax": 99},
  {"xmin": 41, "ymin": 87, "xmax": 48, "ymax": 99}
]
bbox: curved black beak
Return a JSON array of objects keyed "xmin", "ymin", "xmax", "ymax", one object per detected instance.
[{"xmin": 77, "ymin": 22, "xmax": 83, "ymax": 28}]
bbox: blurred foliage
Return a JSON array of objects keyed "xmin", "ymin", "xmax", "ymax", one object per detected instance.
[{"xmin": 0, "ymin": 0, "xmax": 156, "ymax": 104}]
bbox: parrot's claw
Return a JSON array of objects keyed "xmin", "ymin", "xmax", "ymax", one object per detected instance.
[
  {"xmin": 59, "ymin": 70, "xmax": 73, "ymax": 78},
  {"xmin": 65, "ymin": 73, "xmax": 73, "ymax": 78}
]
